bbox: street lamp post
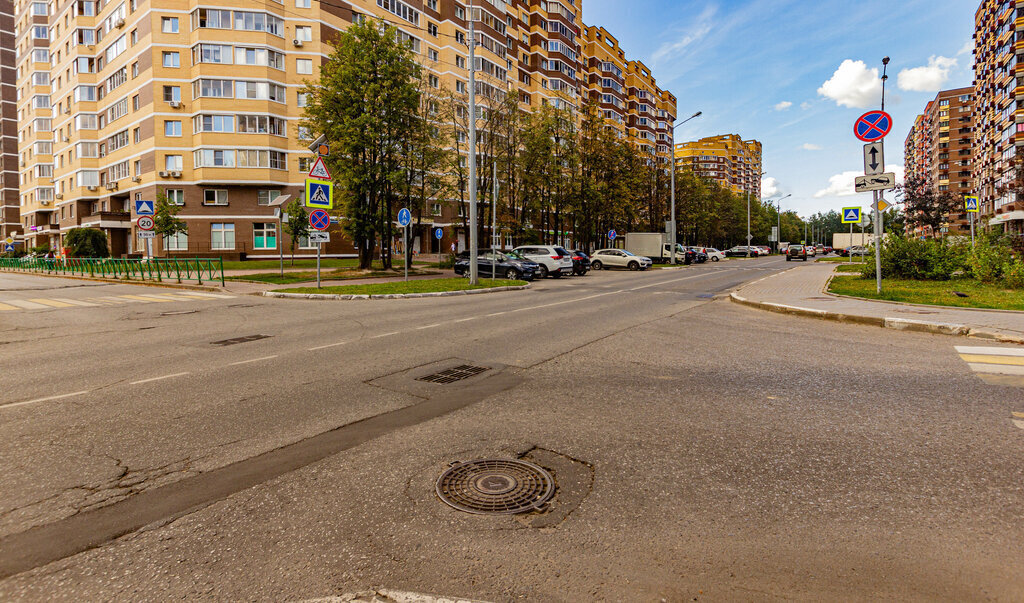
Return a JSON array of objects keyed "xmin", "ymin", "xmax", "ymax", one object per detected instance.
[
  {"xmin": 467, "ymin": 0, "xmax": 478, "ymax": 284},
  {"xmin": 769, "ymin": 193, "xmax": 791, "ymax": 252},
  {"xmin": 669, "ymin": 111, "xmax": 702, "ymax": 264}
]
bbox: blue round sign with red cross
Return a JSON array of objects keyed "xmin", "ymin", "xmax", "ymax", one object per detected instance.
[
  {"xmin": 854, "ymin": 110, "xmax": 892, "ymax": 142},
  {"xmin": 309, "ymin": 209, "xmax": 330, "ymax": 231}
]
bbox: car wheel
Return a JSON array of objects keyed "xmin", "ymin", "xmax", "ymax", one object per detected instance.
[
  {"xmin": 591, "ymin": 261, "xmax": 602, "ymax": 270},
  {"xmin": 551, "ymin": 270, "xmax": 563, "ymax": 278},
  {"xmin": 537, "ymin": 265, "xmax": 548, "ymax": 278},
  {"xmin": 711, "ymin": 256, "xmax": 719, "ymax": 262},
  {"xmin": 786, "ymin": 257, "xmax": 791, "ymax": 261},
  {"xmin": 505, "ymin": 268, "xmax": 519, "ymax": 280},
  {"xmin": 628, "ymin": 261, "xmax": 639, "ymax": 271}
]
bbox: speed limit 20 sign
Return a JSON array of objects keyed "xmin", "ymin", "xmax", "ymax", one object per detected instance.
[{"xmin": 137, "ymin": 216, "xmax": 155, "ymax": 231}]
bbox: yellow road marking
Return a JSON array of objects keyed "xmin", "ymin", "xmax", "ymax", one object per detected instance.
[
  {"xmin": 967, "ymin": 362, "xmax": 1024, "ymax": 376},
  {"xmin": 117, "ymin": 295, "xmax": 172, "ymax": 303},
  {"xmin": 978, "ymin": 374, "xmax": 1024, "ymax": 388},
  {"xmin": 959, "ymin": 354, "xmax": 1024, "ymax": 366},
  {"xmin": 0, "ymin": 302, "xmax": 19, "ymax": 311},
  {"xmin": 1012, "ymin": 412, "xmax": 1024, "ymax": 419},
  {"xmin": 28, "ymin": 298, "xmax": 76, "ymax": 308},
  {"xmin": 51, "ymin": 298, "xmax": 100, "ymax": 306},
  {"xmin": 157, "ymin": 293, "xmax": 212, "ymax": 300}
]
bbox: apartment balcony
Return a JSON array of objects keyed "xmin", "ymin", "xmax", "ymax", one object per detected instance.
[{"xmin": 80, "ymin": 211, "xmax": 131, "ymax": 229}]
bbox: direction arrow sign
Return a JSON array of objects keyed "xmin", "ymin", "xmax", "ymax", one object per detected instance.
[
  {"xmin": 134, "ymin": 200, "xmax": 155, "ymax": 216},
  {"xmin": 854, "ymin": 172, "xmax": 896, "ymax": 192},
  {"xmin": 964, "ymin": 195, "xmax": 979, "ymax": 213},
  {"xmin": 872, "ymin": 198, "xmax": 891, "ymax": 213},
  {"xmin": 842, "ymin": 207, "xmax": 862, "ymax": 224},
  {"xmin": 397, "ymin": 208, "xmax": 412, "ymax": 226},
  {"xmin": 137, "ymin": 216, "xmax": 155, "ymax": 231},
  {"xmin": 854, "ymin": 110, "xmax": 893, "ymax": 142},
  {"xmin": 307, "ymin": 156, "xmax": 331, "ymax": 180},
  {"xmin": 138, "ymin": 231, "xmax": 156, "ymax": 239},
  {"xmin": 863, "ymin": 142, "xmax": 885, "ymax": 175}
]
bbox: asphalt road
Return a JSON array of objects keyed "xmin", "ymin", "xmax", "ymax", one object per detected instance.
[{"xmin": 1, "ymin": 259, "xmax": 1022, "ymax": 601}]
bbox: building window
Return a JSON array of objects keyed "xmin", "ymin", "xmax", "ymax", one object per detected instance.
[
  {"xmin": 165, "ymin": 155, "xmax": 183, "ymax": 170},
  {"xmin": 298, "ymin": 157, "xmax": 311, "ymax": 172},
  {"xmin": 295, "ymin": 25, "xmax": 312, "ymax": 41},
  {"xmin": 257, "ymin": 189, "xmax": 280, "ymax": 205},
  {"xmin": 162, "ymin": 52, "xmax": 179, "ymax": 67},
  {"xmin": 297, "ymin": 92, "xmax": 309, "ymax": 107},
  {"xmin": 162, "ymin": 17, "xmax": 179, "ymax": 33},
  {"xmin": 296, "ymin": 0, "xmax": 311, "ymax": 6},
  {"xmin": 165, "ymin": 189, "xmax": 184, "ymax": 205},
  {"xmin": 163, "ymin": 86, "xmax": 180, "ymax": 102},
  {"xmin": 204, "ymin": 189, "xmax": 228, "ymax": 205},
  {"xmin": 431, "ymin": 203, "xmax": 441, "ymax": 216},
  {"xmin": 132, "ymin": 95, "xmax": 140, "ymax": 110},
  {"xmin": 164, "ymin": 231, "xmax": 188, "ymax": 250},
  {"xmin": 164, "ymin": 120, "xmax": 181, "ymax": 136},
  {"xmin": 253, "ymin": 223, "xmax": 277, "ymax": 249},
  {"xmin": 211, "ymin": 223, "xmax": 234, "ymax": 249},
  {"xmin": 296, "ymin": 59, "xmax": 313, "ymax": 74}
]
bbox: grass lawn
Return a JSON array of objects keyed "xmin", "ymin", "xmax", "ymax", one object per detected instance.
[
  {"xmin": 274, "ymin": 277, "xmax": 526, "ymax": 296},
  {"xmin": 828, "ymin": 275, "xmax": 1024, "ymax": 311},
  {"xmin": 833, "ymin": 264, "xmax": 864, "ymax": 273},
  {"xmin": 220, "ymin": 258, "xmax": 433, "ymax": 271},
  {"xmin": 226, "ymin": 268, "xmax": 439, "ymax": 285}
]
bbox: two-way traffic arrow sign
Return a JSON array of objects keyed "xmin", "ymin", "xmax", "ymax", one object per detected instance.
[{"xmin": 863, "ymin": 142, "xmax": 884, "ymax": 176}]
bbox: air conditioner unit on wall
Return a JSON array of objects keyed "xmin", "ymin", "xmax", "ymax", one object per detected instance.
[
  {"xmin": 87, "ymin": 185, "xmax": 97, "ymax": 191},
  {"xmin": 170, "ymin": 171, "xmax": 181, "ymax": 178},
  {"xmin": 40, "ymin": 200, "xmax": 50, "ymax": 206},
  {"xmin": 159, "ymin": 171, "xmax": 169, "ymax": 177},
  {"xmin": 105, "ymin": 182, "xmax": 117, "ymax": 190},
  {"xmin": 293, "ymin": 39, "xmax": 303, "ymax": 47},
  {"xmin": 55, "ymin": 193, "xmax": 63, "ymax": 199},
  {"xmin": 168, "ymin": 101, "xmax": 180, "ymax": 108},
  {"xmin": 131, "ymin": 176, "xmax": 141, "ymax": 182},
  {"xmin": 114, "ymin": 18, "xmax": 125, "ymax": 28}
]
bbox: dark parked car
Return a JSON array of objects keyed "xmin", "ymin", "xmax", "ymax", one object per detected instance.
[
  {"xmin": 453, "ymin": 249, "xmax": 538, "ymax": 280},
  {"xmin": 786, "ymin": 244, "xmax": 808, "ymax": 261},
  {"xmin": 686, "ymin": 247, "xmax": 708, "ymax": 263},
  {"xmin": 569, "ymin": 250, "xmax": 591, "ymax": 275},
  {"xmin": 725, "ymin": 246, "xmax": 756, "ymax": 257}
]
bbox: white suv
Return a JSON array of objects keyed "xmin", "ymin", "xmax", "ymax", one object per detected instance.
[{"xmin": 511, "ymin": 245, "xmax": 574, "ymax": 278}]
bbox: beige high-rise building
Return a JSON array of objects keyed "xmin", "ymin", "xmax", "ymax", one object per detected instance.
[
  {"xmin": 13, "ymin": 0, "xmax": 676, "ymax": 257},
  {"xmin": 674, "ymin": 134, "xmax": 763, "ymax": 199}
]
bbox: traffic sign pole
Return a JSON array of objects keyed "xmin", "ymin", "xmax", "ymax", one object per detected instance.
[{"xmin": 317, "ymin": 240, "xmax": 321, "ymax": 289}]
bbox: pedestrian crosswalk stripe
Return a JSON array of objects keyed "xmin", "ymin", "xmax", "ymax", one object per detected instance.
[
  {"xmin": 955, "ymin": 345, "xmax": 1024, "ymax": 357},
  {"xmin": 958, "ymin": 347, "xmax": 1024, "ymax": 377},
  {"xmin": 4, "ymin": 299, "xmax": 50, "ymax": 309},
  {"xmin": 958, "ymin": 354, "xmax": 1024, "ymax": 366},
  {"xmin": 0, "ymin": 292, "xmax": 235, "ymax": 312},
  {"xmin": 28, "ymin": 298, "xmax": 76, "ymax": 308},
  {"xmin": 967, "ymin": 362, "xmax": 1024, "ymax": 376},
  {"xmin": 0, "ymin": 302, "xmax": 18, "ymax": 311},
  {"xmin": 51, "ymin": 298, "xmax": 100, "ymax": 306},
  {"xmin": 118, "ymin": 295, "xmax": 173, "ymax": 303}
]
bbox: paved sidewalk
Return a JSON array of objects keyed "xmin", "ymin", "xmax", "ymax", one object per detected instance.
[{"xmin": 732, "ymin": 263, "xmax": 1024, "ymax": 344}]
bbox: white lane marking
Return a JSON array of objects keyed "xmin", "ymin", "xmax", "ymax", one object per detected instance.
[
  {"xmin": 1013, "ymin": 419, "xmax": 1024, "ymax": 430},
  {"xmin": 51, "ymin": 298, "xmax": 100, "ymax": 307},
  {"xmin": 229, "ymin": 355, "xmax": 279, "ymax": 366},
  {"xmin": 100, "ymin": 296, "xmax": 146, "ymax": 303},
  {"xmin": 453, "ymin": 317, "xmax": 477, "ymax": 323},
  {"xmin": 4, "ymin": 299, "xmax": 51, "ymax": 310},
  {"xmin": 486, "ymin": 311, "xmax": 507, "ymax": 317},
  {"xmin": 175, "ymin": 291, "xmax": 235, "ymax": 299},
  {"xmin": 955, "ymin": 346, "xmax": 1024, "ymax": 357},
  {"xmin": 967, "ymin": 363, "xmax": 1024, "ymax": 376},
  {"xmin": 308, "ymin": 341, "xmax": 348, "ymax": 351},
  {"xmin": 416, "ymin": 324, "xmax": 442, "ymax": 330},
  {"xmin": 371, "ymin": 331, "xmax": 399, "ymax": 339},
  {"xmin": 130, "ymin": 372, "xmax": 190, "ymax": 385},
  {"xmin": 2, "ymin": 390, "xmax": 90, "ymax": 410}
]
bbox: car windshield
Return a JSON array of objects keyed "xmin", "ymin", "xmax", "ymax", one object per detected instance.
[
  {"xmin": 506, "ymin": 251, "xmax": 525, "ymax": 260},
  {"xmin": 621, "ymin": 250, "xmax": 636, "ymax": 256}
]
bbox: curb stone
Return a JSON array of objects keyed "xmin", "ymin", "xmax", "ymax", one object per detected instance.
[
  {"xmin": 729, "ymin": 292, "xmax": 1024, "ymax": 345},
  {"xmin": 262, "ymin": 284, "xmax": 529, "ymax": 301}
]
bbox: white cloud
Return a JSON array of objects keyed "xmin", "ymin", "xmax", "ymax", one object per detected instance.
[
  {"xmin": 801, "ymin": 143, "xmax": 822, "ymax": 151},
  {"xmin": 800, "ymin": 101, "xmax": 812, "ymax": 110},
  {"xmin": 897, "ymin": 56, "xmax": 957, "ymax": 92},
  {"xmin": 958, "ymin": 39, "xmax": 973, "ymax": 56},
  {"xmin": 817, "ymin": 60, "xmax": 882, "ymax": 108},
  {"xmin": 651, "ymin": 7, "xmax": 716, "ymax": 64},
  {"xmin": 761, "ymin": 176, "xmax": 780, "ymax": 199},
  {"xmin": 814, "ymin": 164, "xmax": 905, "ymax": 199},
  {"xmin": 774, "ymin": 101, "xmax": 793, "ymax": 111}
]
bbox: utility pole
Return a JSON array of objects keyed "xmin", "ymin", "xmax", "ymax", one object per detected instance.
[
  {"xmin": 467, "ymin": 0, "xmax": 478, "ymax": 284},
  {"xmin": 669, "ymin": 111, "xmax": 701, "ymax": 264},
  {"xmin": 874, "ymin": 56, "xmax": 890, "ymax": 294}
]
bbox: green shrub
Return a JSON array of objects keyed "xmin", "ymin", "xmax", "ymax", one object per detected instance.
[
  {"xmin": 968, "ymin": 233, "xmax": 1013, "ymax": 283},
  {"xmin": 1004, "ymin": 260, "xmax": 1024, "ymax": 289},
  {"xmin": 64, "ymin": 228, "xmax": 110, "ymax": 258},
  {"xmin": 862, "ymin": 234, "xmax": 968, "ymax": 281},
  {"xmin": 437, "ymin": 253, "xmax": 456, "ymax": 269}
]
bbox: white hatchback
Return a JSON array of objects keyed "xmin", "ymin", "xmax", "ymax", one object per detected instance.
[
  {"xmin": 511, "ymin": 245, "xmax": 574, "ymax": 278},
  {"xmin": 701, "ymin": 247, "xmax": 726, "ymax": 262},
  {"xmin": 589, "ymin": 249, "xmax": 653, "ymax": 271}
]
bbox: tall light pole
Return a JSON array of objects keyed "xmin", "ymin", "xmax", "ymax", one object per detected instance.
[
  {"xmin": 769, "ymin": 193, "xmax": 791, "ymax": 252},
  {"xmin": 669, "ymin": 111, "xmax": 702, "ymax": 264},
  {"xmin": 467, "ymin": 0, "xmax": 479, "ymax": 284}
]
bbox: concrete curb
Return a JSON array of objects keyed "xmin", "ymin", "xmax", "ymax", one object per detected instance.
[
  {"xmin": 262, "ymin": 283, "xmax": 530, "ymax": 301},
  {"xmin": 0, "ymin": 269, "xmax": 224, "ymax": 292},
  {"xmin": 729, "ymin": 292, "xmax": 1024, "ymax": 345}
]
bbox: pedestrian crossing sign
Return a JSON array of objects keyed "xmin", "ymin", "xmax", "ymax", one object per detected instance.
[
  {"xmin": 964, "ymin": 195, "xmax": 979, "ymax": 213},
  {"xmin": 305, "ymin": 178, "xmax": 333, "ymax": 209},
  {"xmin": 842, "ymin": 207, "xmax": 862, "ymax": 224}
]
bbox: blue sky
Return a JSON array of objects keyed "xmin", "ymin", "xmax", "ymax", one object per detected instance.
[{"xmin": 584, "ymin": 0, "xmax": 976, "ymax": 217}]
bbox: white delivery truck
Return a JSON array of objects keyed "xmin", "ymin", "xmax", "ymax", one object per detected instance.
[{"xmin": 624, "ymin": 233, "xmax": 688, "ymax": 263}]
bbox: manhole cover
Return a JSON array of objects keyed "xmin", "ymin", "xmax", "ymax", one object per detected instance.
[
  {"xmin": 436, "ymin": 459, "xmax": 554, "ymax": 515},
  {"xmin": 417, "ymin": 364, "xmax": 488, "ymax": 384},
  {"xmin": 211, "ymin": 334, "xmax": 271, "ymax": 346}
]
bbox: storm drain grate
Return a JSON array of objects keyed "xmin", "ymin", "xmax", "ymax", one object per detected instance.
[
  {"xmin": 211, "ymin": 334, "xmax": 271, "ymax": 346},
  {"xmin": 436, "ymin": 459, "xmax": 554, "ymax": 515},
  {"xmin": 416, "ymin": 364, "xmax": 488, "ymax": 384}
]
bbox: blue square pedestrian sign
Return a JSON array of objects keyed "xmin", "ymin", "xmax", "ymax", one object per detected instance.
[
  {"xmin": 305, "ymin": 178, "xmax": 333, "ymax": 209},
  {"xmin": 134, "ymin": 199, "xmax": 155, "ymax": 215},
  {"xmin": 964, "ymin": 195, "xmax": 979, "ymax": 213},
  {"xmin": 841, "ymin": 207, "xmax": 862, "ymax": 224}
]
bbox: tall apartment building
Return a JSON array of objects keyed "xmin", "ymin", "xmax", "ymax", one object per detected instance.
[
  {"xmin": 1, "ymin": 0, "xmax": 17, "ymax": 243},
  {"xmin": 904, "ymin": 87, "xmax": 975, "ymax": 237},
  {"xmin": 13, "ymin": 0, "xmax": 675, "ymax": 258},
  {"xmin": 674, "ymin": 134, "xmax": 763, "ymax": 199},
  {"xmin": 973, "ymin": 0, "xmax": 1024, "ymax": 233}
]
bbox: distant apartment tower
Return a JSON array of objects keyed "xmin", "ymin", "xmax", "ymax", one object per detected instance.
[
  {"xmin": 973, "ymin": 0, "xmax": 1024, "ymax": 233},
  {"xmin": 904, "ymin": 87, "xmax": 975, "ymax": 237},
  {"xmin": 1, "ymin": 0, "xmax": 19, "ymax": 243},
  {"xmin": 674, "ymin": 134, "xmax": 763, "ymax": 198}
]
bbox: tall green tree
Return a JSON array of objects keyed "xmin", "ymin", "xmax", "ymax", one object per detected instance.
[
  {"xmin": 898, "ymin": 173, "xmax": 960, "ymax": 237},
  {"xmin": 301, "ymin": 19, "xmax": 422, "ymax": 269},
  {"xmin": 282, "ymin": 199, "xmax": 310, "ymax": 265},
  {"xmin": 153, "ymin": 190, "xmax": 188, "ymax": 255},
  {"xmin": 65, "ymin": 228, "xmax": 109, "ymax": 258}
]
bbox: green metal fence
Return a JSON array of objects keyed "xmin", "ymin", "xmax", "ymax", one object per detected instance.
[{"xmin": 0, "ymin": 257, "xmax": 224, "ymax": 286}]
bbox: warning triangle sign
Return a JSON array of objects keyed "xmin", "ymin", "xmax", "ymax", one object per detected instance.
[
  {"xmin": 308, "ymin": 156, "xmax": 331, "ymax": 180},
  {"xmin": 844, "ymin": 209, "xmax": 859, "ymax": 222},
  {"xmin": 310, "ymin": 185, "xmax": 330, "ymax": 205}
]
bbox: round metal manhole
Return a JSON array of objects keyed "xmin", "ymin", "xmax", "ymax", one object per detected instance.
[{"xmin": 436, "ymin": 459, "xmax": 554, "ymax": 515}]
